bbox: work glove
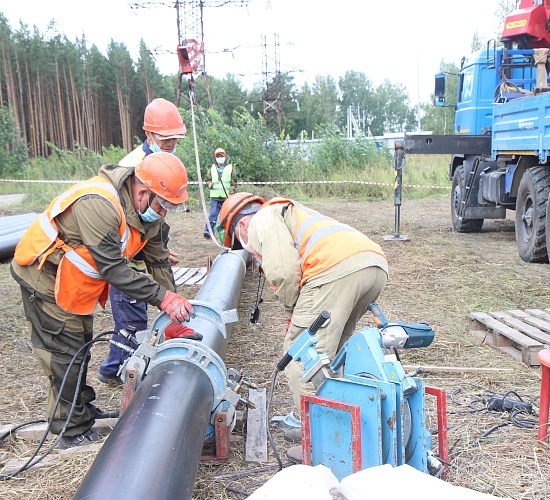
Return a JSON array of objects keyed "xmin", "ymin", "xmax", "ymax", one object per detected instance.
[
  {"xmin": 164, "ymin": 323, "xmax": 203, "ymax": 341},
  {"xmin": 159, "ymin": 290, "xmax": 194, "ymax": 323}
]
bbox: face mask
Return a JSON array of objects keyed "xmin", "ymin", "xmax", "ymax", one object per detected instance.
[
  {"xmin": 237, "ymin": 225, "xmax": 251, "ymax": 253},
  {"xmin": 139, "ymin": 206, "xmax": 161, "ymax": 223},
  {"xmin": 215, "ymin": 156, "xmax": 226, "ymax": 165},
  {"xmin": 150, "ymin": 141, "xmax": 176, "ymax": 154}
]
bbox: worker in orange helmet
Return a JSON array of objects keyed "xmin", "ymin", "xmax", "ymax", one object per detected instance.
[
  {"xmin": 122, "ymin": 97, "xmax": 187, "ymax": 164},
  {"xmin": 203, "ymin": 147, "xmax": 237, "ymax": 239},
  {"xmin": 11, "ymin": 152, "xmax": 195, "ymax": 449},
  {"xmin": 218, "ymin": 193, "xmax": 389, "ymax": 464},
  {"xmin": 98, "ymin": 98, "xmax": 190, "ymax": 386}
]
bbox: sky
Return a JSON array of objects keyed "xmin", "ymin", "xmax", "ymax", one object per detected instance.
[{"xmin": 1, "ymin": 0, "xmax": 503, "ymax": 106}]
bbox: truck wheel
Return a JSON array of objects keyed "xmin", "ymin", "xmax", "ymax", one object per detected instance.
[
  {"xmin": 515, "ymin": 166, "xmax": 550, "ymax": 263},
  {"xmin": 451, "ymin": 165, "xmax": 483, "ymax": 232}
]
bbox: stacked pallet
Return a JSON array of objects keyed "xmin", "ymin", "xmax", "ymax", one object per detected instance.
[{"xmin": 469, "ymin": 309, "xmax": 550, "ymax": 366}]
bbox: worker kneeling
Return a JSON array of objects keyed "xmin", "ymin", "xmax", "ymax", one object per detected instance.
[
  {"xmin": 11, "ymin": 152, "xmax": 194, "ymax": 449},
  {"xmin": 218, "ymin": 193, "xmax": 389, "ymax": 462}
]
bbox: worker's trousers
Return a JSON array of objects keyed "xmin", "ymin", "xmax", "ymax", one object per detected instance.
[
  {"xmin": 204, "ymin": 198, "xmax": 225, "ymax": 236},
  {"xmin": 283, "ymin": 265, "xmax": 388, "ymax": 413},
  {"xmin": 19, "ymin": 286, "xmax": 96, "ymax": 437},
  {"xmin": 99, "ymin": 285, "xmax": 148, "ymax": 378}
]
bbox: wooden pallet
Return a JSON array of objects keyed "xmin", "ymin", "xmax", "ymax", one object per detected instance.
[
  {"xmin": 469, "ymin": 309, "xmax": 550, "ymax": 366},
  {"xmin": 172, "ymin": 267, "xmax": 207, "ymax": 287}
]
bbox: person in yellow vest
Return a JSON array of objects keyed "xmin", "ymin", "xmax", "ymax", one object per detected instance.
[
  {"xmin": 203, "ymin": 147, "xmax": 237, "ymax": 239},
  {"xmin": 218, "ymin": 193, "xmax": 389, "ymax": 463},
  {"xmin": 11, "ymin": 152, "xmax": 195, "ymax": 449}
]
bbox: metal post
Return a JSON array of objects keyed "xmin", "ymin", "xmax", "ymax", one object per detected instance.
[{"xmin": 383, "ymin": 140, "xmax": 410, "ymax": 242}]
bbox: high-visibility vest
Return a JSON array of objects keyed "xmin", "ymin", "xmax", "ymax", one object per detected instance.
[
  {"xmin": 14, "ymin": 177, "xmax": 147, "ymax": 315},
  {"xmin": 209, "ymin": 164, "xmax": 232, "ymax": 198},
  {"xmin": 257, "ymin": 198, "xmax": 387, "ymax": 286}
]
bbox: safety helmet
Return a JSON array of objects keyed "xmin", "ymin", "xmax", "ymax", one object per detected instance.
[
  {"xmin": 135, "ymin": 152, "xmax": 189, "ymax": 206},
  {"xmin": 143, "ymin": 98, "xmax": 187, "ymax": 139},
  {"xmin": 214, "ymin": 147, "xmax": 226, "ymax": 157},
  {"xmin": 216, "ymin": 192, "xmax": 265, "ymax": 247}
]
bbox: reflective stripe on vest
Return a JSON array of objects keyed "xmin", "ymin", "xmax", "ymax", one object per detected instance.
[
  {"xmin": 209, "ymin": 164, "xmax": 232, "ymax": 198},
  {"xmin": 258, "ymin": 198, "xmax": 387, "ymax": 286},
  {"xmin": 14, "ymin": 177, "xmax": 136, "ymax": 315}
]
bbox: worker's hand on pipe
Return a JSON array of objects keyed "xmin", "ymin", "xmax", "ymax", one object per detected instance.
[
  {"xmin": 164, "ymin": 323, "xmax": 203, "ymax": 340},
  {"xmin": 159, "ymin": 291, "xmax": 194, "ymax": 323},
  {"xmin": 168, "ymin": 249, "xmax": 180, "ymax": 265}
]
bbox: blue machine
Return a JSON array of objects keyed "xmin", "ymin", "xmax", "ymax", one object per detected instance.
[{"xmin": 281, "ymin": 305, "xmax": 441, "ymax": 481}]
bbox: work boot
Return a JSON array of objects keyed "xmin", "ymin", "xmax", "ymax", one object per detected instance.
[
  {"xmin": 97, "ymin": 372, "xmax": 123, "ymax": 386},
  {"xmin": 286, "ymin": 445, "xmax": 302, "ymax": 464},
  {"xmin": 58, "ymin": 429, "xmax": 101, "ymax": 450},
  {"xmin": 284, "ymin": 427, "xmax": 302, "ymax": 443},
  {"xmin": 87, "ymin": 403, "xmax": 119, "ymax": 419},
  {"xmin": 203, "ymin": 232, "xmax": 211, "ymax": 240}
]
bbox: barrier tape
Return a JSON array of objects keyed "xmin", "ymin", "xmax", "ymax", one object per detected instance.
[{"xmin": 0, "ymin": 178, "xmax": 451, "ymax": 190}]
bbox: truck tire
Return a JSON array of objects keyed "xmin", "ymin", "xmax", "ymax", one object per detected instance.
[
  {"xmin": 451, "ymin": 165, "xmax": 483, "ymax": 232},
  {"xmin": 515, "ymin": 166, "xmax": 550, "ymax": 263}
]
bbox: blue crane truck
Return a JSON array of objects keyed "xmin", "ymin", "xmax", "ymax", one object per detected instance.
[{"xmin": 405, "ymin": 0, "xmax": 550, "ymax": 263}]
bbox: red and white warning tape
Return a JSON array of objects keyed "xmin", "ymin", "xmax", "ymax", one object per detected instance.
[{"xmin": 0, "ymin": 178, "xmax": 451, "ymax": 190}]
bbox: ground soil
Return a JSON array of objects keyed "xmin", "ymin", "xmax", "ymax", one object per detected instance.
[{"xmin": 1, "ymin": 194, "xmax": 550, "ymax": 499}]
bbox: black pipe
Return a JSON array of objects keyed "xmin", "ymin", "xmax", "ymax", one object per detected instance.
[
  {"xmin": 74, "ymin": 361, "xmax": 214, "ymax": 500},
  {"xmin": 74, "ymin": 250, "xmax": 248, "ymax": 499}
]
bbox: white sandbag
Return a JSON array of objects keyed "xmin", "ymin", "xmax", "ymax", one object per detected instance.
[
  {"xmin": 247, "ymin": 464, "xmax": 340, "ymax": 500},
  {"xmin": 338, "ymin": 464, "xmax": 497, "ymax": 500}
]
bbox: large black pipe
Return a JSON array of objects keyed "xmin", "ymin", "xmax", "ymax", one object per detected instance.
[
  {"xmin": 0, "ymin": 213, "xmax": 38, "ymax": 260},
  {"xmin": 74, "ymin": 250, "xmax": 248, "ymax": 499}
]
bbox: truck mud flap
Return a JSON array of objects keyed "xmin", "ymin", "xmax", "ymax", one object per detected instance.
[{"xmin": 464, "ymin": 206, "xmax": 506, "ymax": 219}]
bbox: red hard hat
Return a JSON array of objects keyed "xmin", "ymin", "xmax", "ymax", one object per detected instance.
[
  {"xmin": 214, "ymin": 148, "xmax": 226, "ymax": 157},
  {"xmin": 143, "ymin": 98, "xmax": 187, "ymax": 138},
  {"xmin": 135, "ymin": 152, "xmax": 189, "ymax": 204},
  {"xmin": 218, "ymin": 192, "xmax": 265, "ymax": 247}
]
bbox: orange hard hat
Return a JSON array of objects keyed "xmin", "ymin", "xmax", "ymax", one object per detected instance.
[
  {"xmin": 218, "ymin": 192, "xmax": 265, "ymax": 247},
  {"xmin": 143, "ymin": 98, "xmax": 187, "ymax": 138},
  {"xmin": 214, "ymin": 148, "xmax": 226, "ymax": 157},
  {"xmin": 135, "ymin": 152, "xmax": 189, "ymax": 205}
]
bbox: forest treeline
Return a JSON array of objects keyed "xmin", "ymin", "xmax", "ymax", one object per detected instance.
[{"xmin": 0, "ymin": 13, "xmax": 456, "ymax": 171}]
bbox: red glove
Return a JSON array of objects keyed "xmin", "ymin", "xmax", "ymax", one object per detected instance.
[
  {"xmin": 165, "ymin": 323, "xmax": 200, "ymax": 340},
  {"xmin": 159, "ymin": 291, "xmax": 194, "ymax": 323},
  {"xmin": 285, "ymin": 317, "xmax": 292, "ymax": 335}
]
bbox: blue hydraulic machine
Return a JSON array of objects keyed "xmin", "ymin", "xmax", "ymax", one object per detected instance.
[{"xmin": 277, "ymin": 305, "xmax": 445, "ymax": 481}]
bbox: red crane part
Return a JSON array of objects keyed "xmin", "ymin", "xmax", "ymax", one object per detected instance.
[
  {"xmin": 177, "ymin": 39, "xmax": 204, "ymax": 75},
  {"xmin": 501, "ymin": 0, "xmax": 550, "ymax": 48}
]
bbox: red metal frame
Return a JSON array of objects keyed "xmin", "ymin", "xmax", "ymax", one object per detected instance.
[
  {"xmin": 120, "ymin": 367, "xmax": 139, "ymax": 413},
  {"xmin": 301, "ymin": 394, "xmax": 362, "ymax": 472},
  {"xmin": 200, "ymin": 412, "xmax": 231, "ymax": 462},
  {"xmin": 537, "ymin": 349, "xmax": 550, "ymax": 442},
  {"xmin": 425, "ymin": 386, "xmax": 449, "ymax": 474}
]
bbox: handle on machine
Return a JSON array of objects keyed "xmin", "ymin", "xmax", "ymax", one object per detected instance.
[
  {"xmin": 368, "ymin": 302, "xmax": 389, "ymax": 328},
  {"xmin": 276, "ymin": 310, "xmax": 331, "ymax": 372},
  {"xmin": 308, "ymin": 310, "xmax": 331, "ymax": 335}
]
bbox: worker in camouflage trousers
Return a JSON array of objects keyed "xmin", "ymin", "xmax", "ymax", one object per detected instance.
[
  {"xmin": 203, "ymin": 147, "xmax": 237, "ymax": 239},
  {"xmin": 11, "ymin": 153, "xmax": 195, "ymax": 449},
  {"xmin": 98, "ymin": 98, "xmax": 187, "ymax": 386},
  {"xmin": 218, "ymin": 193, "xmax": 389, "ymax": 463}
]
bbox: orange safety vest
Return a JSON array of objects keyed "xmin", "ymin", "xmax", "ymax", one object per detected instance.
[
  {"xmin": 257, "ymin": 198, "xmax": 387, "ymax": 286},
  {"xmin": 14, "ymin": 177, "xmax": 147, "ymax": 315}
]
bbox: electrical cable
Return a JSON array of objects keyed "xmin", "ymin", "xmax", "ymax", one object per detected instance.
[
  {"xmin": 221, "ymin": 367, "xmax": 289, "ymax": 498},
  {"xmin": 446, "ymin": 385, "xmax": 540, "ymax": 442},
  {"xmin": 0, "ymin": 331, "xmax": 117, "ymax": 480}
]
